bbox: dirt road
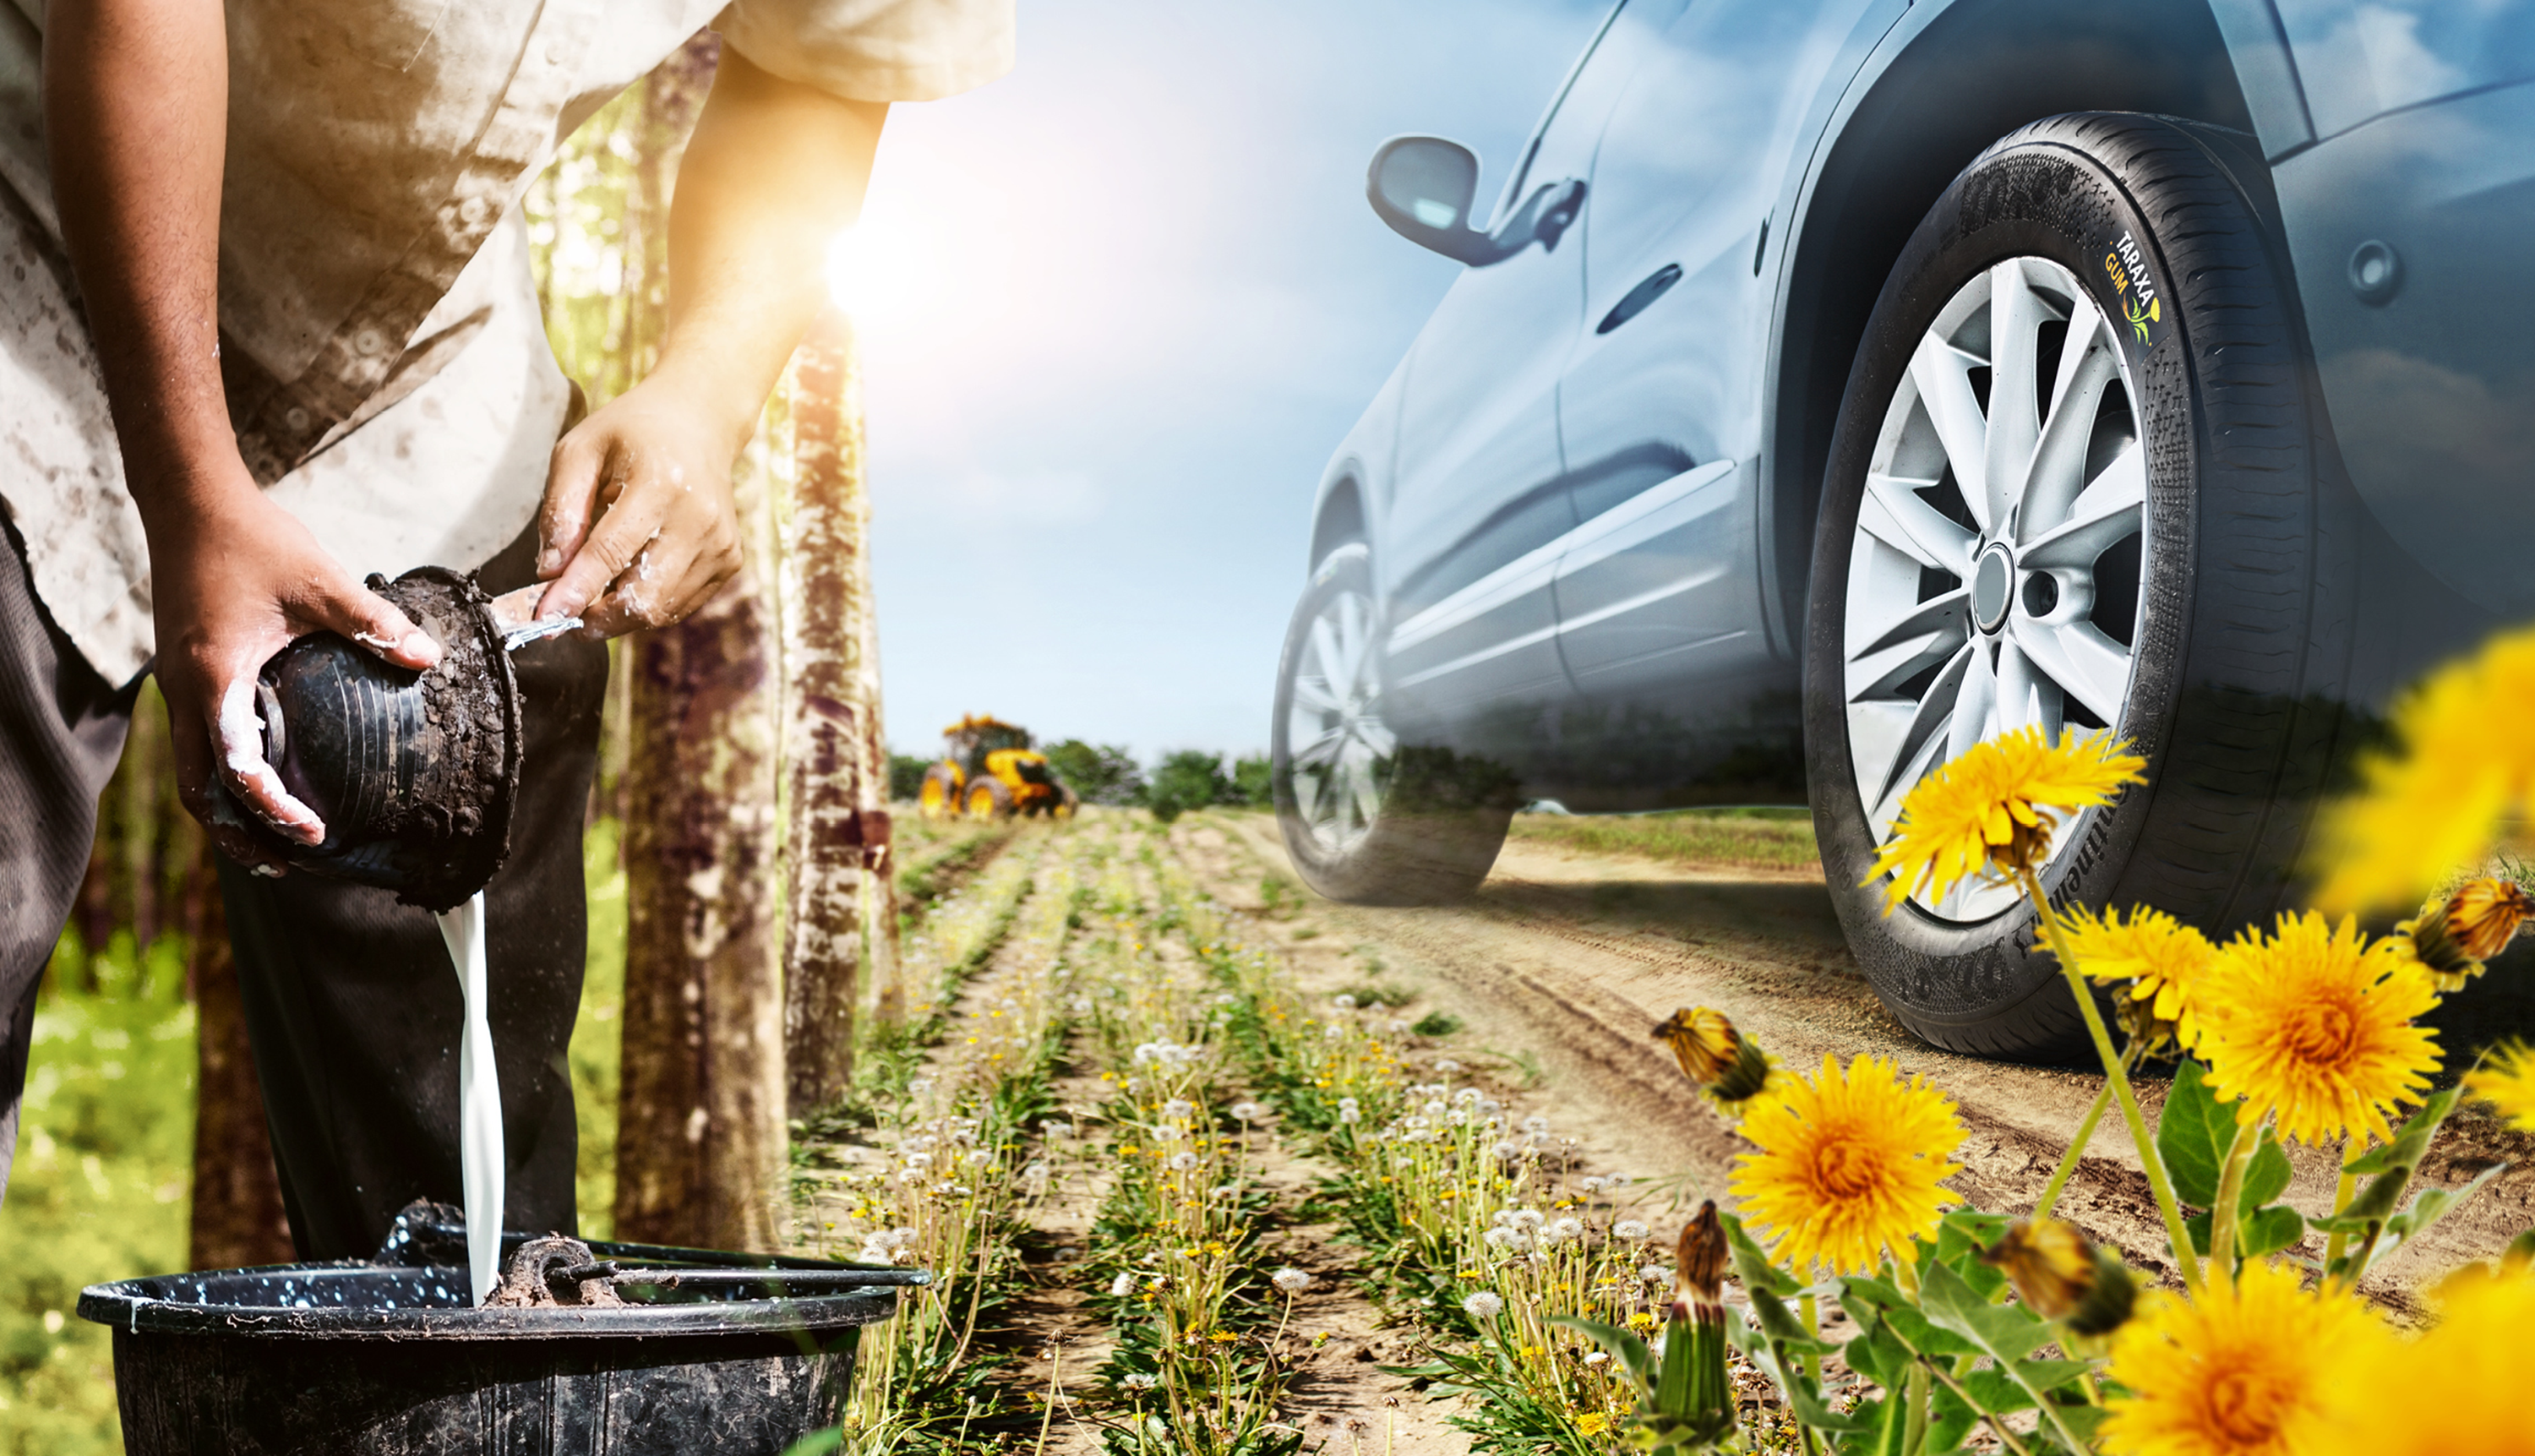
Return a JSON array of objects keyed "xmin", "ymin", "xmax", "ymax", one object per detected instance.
[{"xmin": 1178, "ymin": 812, "xmax": 2535, "ymax": 1311}]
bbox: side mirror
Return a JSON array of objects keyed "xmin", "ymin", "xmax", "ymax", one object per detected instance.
[{"xmin": 1366, "ymin": 135, "xmax": 1586, "ymax": 268}]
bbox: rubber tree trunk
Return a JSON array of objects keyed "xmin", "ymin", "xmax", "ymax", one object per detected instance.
[
  {"xmin": 613, "ymin": 460, "xmax": 786, "ymax": 1251},
  {"xmin": 185, "ymin": 840, "xmax": 293, "ymax": 1268},
  {"xmin": 781, "ymin": 308, "xmax": 894, "ymax": 1115},
  {"xmin": 607, "ymin": 30, "xmax": 787, "ymax": 1252}
]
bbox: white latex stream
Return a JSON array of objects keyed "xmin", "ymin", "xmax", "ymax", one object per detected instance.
[{"xmin": 433, "ymin": 892, "xmax": 504, "ymax": 1306}]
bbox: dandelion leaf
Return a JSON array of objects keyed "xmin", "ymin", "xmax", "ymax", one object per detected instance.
[
  {"xmin": 1720, "ymin": 1211, "xmax": 1801, "ymax": 1296},
  {"xmin": 2243, "ymin": 1128, "xmax": 2294, "ymax": 1208},
  {"xmin": 2154, "ymin": 1059, "xmax": 2236, "ymax": 1208},
  {"xmin": 1931, "ymin": 1209, "xmax": 2013, "ymax": 1299},
  {"xmin": 2341, "ymin": 1085, "xmax": 2462, "ymax": 1176},
  {"xmin": 1916, "ymin": 1261, "xmax": 2054, "ymax": 1364}
]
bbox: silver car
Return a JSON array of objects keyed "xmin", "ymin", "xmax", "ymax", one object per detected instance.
[{"xmin": 1269, "ymin": 0, "xmax": 2535, "ymax": 1058}]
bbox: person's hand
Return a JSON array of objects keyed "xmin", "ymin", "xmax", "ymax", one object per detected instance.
[
  {"xmin": 532, "ymin": 374, "xmax": 746, "ymax": 639},
  {"xmin": 150, "ymin": 461, "xmax": 441, "ymax": 868}
]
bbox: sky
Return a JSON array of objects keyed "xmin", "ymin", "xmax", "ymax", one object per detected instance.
[{"xmin": 838, "ymin": 0, "xmax": 1612, "ymax": 763}]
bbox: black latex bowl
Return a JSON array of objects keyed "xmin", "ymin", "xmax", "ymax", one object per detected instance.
[
  {"xmin": 79, "ymin": 1208, "xmax": 913, "ymax": 1456},
  {"xmin": 235, "ymin": 565, "xmax": 523, "ymax": 911}
]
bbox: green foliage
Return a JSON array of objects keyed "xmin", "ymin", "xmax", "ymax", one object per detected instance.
[
  {"xmin": 888, "ymin": 754, "xmax": 935, "ymax": 803},
  {"xmin": 1146, "ymin": 750, "xmax": 1236, "ymax": 824},
  {"xmin": 1043, "ymin": 740, "xmax": 1145, "ymax": 807},
  {"xmin": 0, "ymin": 933, "xmax": 196, "ymax": 1456},
  {"xmin": 1410, "ymin": 1011, "xmax": 1464, "ymax": 1038},
  {"xmin": 1229, "ymin": 754, "xmax": 1272, "ymax": 808}
]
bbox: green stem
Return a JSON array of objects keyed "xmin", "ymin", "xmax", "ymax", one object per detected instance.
[
  {"xmin": 2321, "ymin": 1164, "xmax": 2358, "ymax": 1280},
  {"xmin": 1902, "ymin": 1362, "xmax": 1930, "ymax": 1456},
  {"xmin": 1922, "ymin": 1360, "xmax": 2036, "ymax": 1456},
  {"xmin": 2034, "ymin": 1081, "xmax": 2117, "ymax": 1219},
  {"xmin": 2209, "ymin": 1126, "xmax": 2258, "ymax": 1274},
  {"xmin": 1799, "ymin": 1293, "xmax": 1827, "ymax": 1396},
  {"xmin": 2016, "ymin": 865, "xmax": 2204, "ymax": 1295}
]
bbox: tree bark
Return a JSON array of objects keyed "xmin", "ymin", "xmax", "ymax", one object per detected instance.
[
  {"xmin": 781, "ymin": 308, "xmax": 872, "ymax": 1115},
  {"xmin": 185, "ymin": 841, "xmax": 293, "ymax": 1268},
  {"xmin": 613, "ymin": 459, "xmax": 787, "ymax": 1252}
]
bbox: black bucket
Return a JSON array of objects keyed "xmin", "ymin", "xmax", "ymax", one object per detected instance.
[{"xmin": 77, "ymin": 1203, "xmax": 918, "ymax": 1455}]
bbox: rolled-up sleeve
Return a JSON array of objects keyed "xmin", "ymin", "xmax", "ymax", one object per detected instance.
[{"xmin": 713, "ymin": 0, "xmax": 1014, "ymax": 102}]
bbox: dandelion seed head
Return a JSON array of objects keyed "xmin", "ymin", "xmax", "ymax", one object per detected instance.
[
  {"xmin": 1109, "ymin": 1272, "xmax": 1137, "ymax": 1298},
  {"xmin": 1435, "ymin": 1059, "xmax": 1464, "ymax": 1073},
  {"xmin": 1272, "ymin": 1268, "xmax": 1314, "ymax": 1293},
  {"xmin": 1333, "ymin": 994, "xmax": 1359, "ymax": 1009},
  {"xmin": 1616, "ymin": 1220, "xmax": 1650, "ymax": 1240},
  {"xmin": 1462, "ymin": 1292, "xmax": 1506, "ymax": 1320},
  {"xmin": 1168, "ymin": 1151, "xmax": 1200, "ymax": 1170}
]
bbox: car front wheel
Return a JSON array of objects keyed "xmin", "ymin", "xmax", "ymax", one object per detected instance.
[{"xmin": 1805, "ymin": 113, "xmax": 2354, "ymax": 1059}]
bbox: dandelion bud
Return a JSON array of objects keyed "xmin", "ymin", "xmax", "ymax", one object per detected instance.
[
  {"xmin": 2395, "ymin": 879, "xmax": 2533, "ymax": 994},
  {"xmin": 1673, "ymin": 1202, "xmax": 1728, "ymax": 1320},
  {"xmin": 1980, "ymin": 1217, "xmax": 2137, "ymax": 1338},
  {"xmin": 1652, "ymin": 1007, "xmax": 1774, "ymax": 1104}
]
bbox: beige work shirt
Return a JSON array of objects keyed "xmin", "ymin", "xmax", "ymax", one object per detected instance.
[{"xmin": 0, "ymin": 0, "xmax": 1010, "ymax": 684}]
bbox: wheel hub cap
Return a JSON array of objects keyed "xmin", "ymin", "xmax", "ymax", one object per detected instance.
[
  {"xmin": 1284, "ymin": 586, "xmax": 1395, "ymax": 855},
  {"xmin": 1972, "ymin": 544, "xmax": 2014, "ymax": 633}
]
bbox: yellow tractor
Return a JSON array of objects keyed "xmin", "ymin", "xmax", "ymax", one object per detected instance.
[{"xmin": 918, "ymin": 715, "xmax": 1079, "ymax": 821}]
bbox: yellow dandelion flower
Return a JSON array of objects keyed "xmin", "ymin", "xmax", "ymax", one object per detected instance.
[
  {"xmin": 2103, "ymin": 1260, "xmax": 2385, "ymax": 1456},
  {"xmin": 2314, "ymin": 624, "xmax": 2535, "ymax": 915},
  {"xmin": 1729, "ymin": 1054, "xmax": 1964, "ymax": 1275},
  {"xmin": 2464, "ymin": 1041, "xmax": 2535, "ymax": 1132},
  {"xmin": 2058, "ymin": 904, "xmax": 2217, "ymax": 1053},
  {"xmin": 1866, "ymin": 728, "xmax": 2145, "ymax": 911},
  {"xmin": 2308, "ymin": 1268, "xmax": 2535, "ymax": 1456},
  {"xmin": 1575, "ymin": 1413, "xmax": 1611, "ymax": 1437},
  {"xmin": 2194, "ymin": 912, "xmax": 2440, "ymax": 1146}
]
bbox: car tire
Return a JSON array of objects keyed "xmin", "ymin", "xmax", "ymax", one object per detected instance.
[
  {"xmin": 1803, "ymin": 113, "xmax": 2352, "ymax": 1060},
  {"xmin": 1272, "ymin": 543, "xmax": 1514, "ymax": 905}
]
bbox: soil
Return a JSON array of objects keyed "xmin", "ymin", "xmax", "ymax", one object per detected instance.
[
  {"xmin": 873, "ymin": 811, "xmax": 2535, "ymax": 1453},
  {"xmin": 1188, "ymin": 813, "xmax": 2535, "ymax": 1320}
]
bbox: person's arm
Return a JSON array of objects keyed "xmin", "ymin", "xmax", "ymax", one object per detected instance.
[
  {"xmin": 532, "ymin": 50, "xmax": 886, "ymax": 636},
  {"xmin": 44, "ymin": 0, "xmax": 441, "ymax": 861}
]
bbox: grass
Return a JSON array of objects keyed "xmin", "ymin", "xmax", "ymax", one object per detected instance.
[
  {"xmin": 0, "ymin": 935, "xmax": 195, "ymax": 1456},
  {"xmin": 1507, "ymin": 806, "xmax": 1818, "ymax": 871}
]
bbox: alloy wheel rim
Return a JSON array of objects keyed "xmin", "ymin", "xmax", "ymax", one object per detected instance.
[
  {"xmin": 1841, "ymin": 257, "xmax": 2151, "ymax": 923},
  {"xmin": 1284, "ymin": 585, "xmax": 1397, "ymax": 857}
]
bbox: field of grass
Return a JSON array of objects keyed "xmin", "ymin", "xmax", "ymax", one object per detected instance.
[
  {"xmin": 0, "ymin": 936, "xmax": 194, "ymax": 1455},
  {"xmin": 1505, "ymin": 806, "xmax": 1820, "ymax": 871}
]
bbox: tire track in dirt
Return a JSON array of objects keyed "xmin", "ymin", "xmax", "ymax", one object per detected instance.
[{"xmin": 1202, "ymin": 815, "xmax": 2535, "ymax": 1308}]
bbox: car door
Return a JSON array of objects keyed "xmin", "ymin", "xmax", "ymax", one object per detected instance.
[
  {"xmin": 1379, "ymin": 0, "xmax": 1687, "ymax": 733},
  {"xmin": 1544, "ymin": 0, "xmax": 1902, "ymax": 796}
]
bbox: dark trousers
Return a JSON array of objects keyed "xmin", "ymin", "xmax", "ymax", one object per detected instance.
[{"xmin": 0, "ymin": 521, "xmax": 608, "ymax": 1261}]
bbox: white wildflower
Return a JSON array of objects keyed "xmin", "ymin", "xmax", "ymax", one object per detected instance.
[
  {"xmin": 1168, "ymin": 1151, "xmax": 1200, "ymax": 1171},
  {"xmin": 1520, "ymin": 1114, "xmax": 1551, "ymax": 1136},
  {"xmin": 1551, "ymin": 1217, "xmax": 1585, "ymax": 1241},
  {"xmin": 1462, "ymin": 1292, "xmax": 1506, "ymax": 1320},
  {"xmin": 1272, "ymin": 1268, "xmax": 1314, "ymax": 1294},
  {"xmin": 1161, "ymin": 1099, "xmax": 1196, "ymax": 1121},
  {"xmin": 1616, "ymin": 1220, "xmax": 1650, "ymax": 1241},
  {"xmin": 1584, "ymin": 1350, "xmax": 1610, "ymax": 1366},
  {"xmin": 1579, "ymin": 1176, "xmax": 1606, "ymax": 1193},
  {"xmin": 1640, "ymin": 1264, "xmax": 1671, "ymax": 1284}
]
